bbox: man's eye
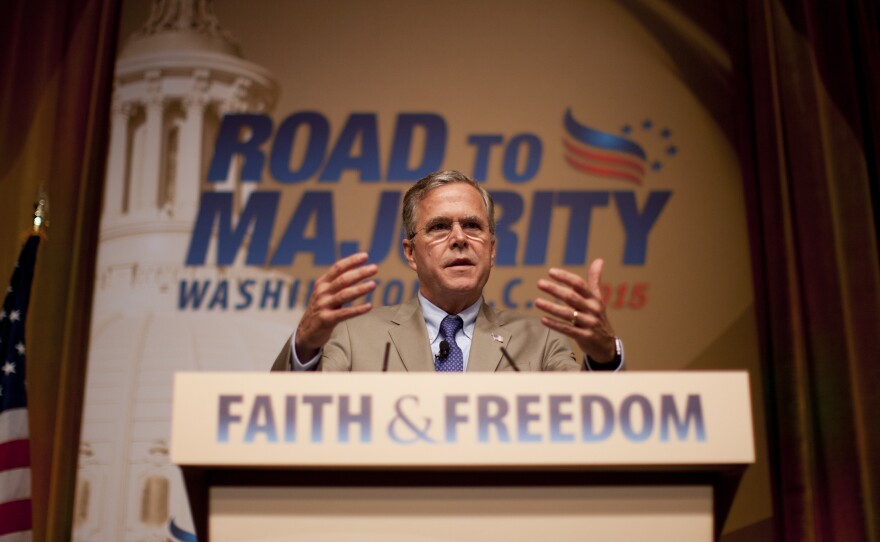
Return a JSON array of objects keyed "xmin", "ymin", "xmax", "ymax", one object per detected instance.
[
  {"xmin": 428, "ymin": 223, "xmax": 451, "ymax": 232},
  {"xmin": 463, "ymin": 221, "xmax": 482, "ymax": 231}
]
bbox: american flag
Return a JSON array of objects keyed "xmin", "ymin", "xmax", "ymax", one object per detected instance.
[{"xmin": 0, "ymin": 235, "xmax": 39, "ymax": 540}]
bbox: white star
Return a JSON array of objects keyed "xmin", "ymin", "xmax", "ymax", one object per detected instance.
[
  {"xmin": 15, "ymin": 342, "xmax": 25, "ymax": 355},
  {"xmin": 2, "ymin": 361, "xmax": 15, "ymax": 375},
  {"xmin": 6, "ymin": 286, "xmax": 11, "ymax": 293},
  {"xmin": 9, "ymin": 310, "xmax": 21, "ymax": 322}
]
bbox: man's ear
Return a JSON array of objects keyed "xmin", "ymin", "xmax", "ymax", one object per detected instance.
[
  {"xmin": 403, "ymin": 238, "xmax": 418, "ymax": 271},
  {"xmin": 490, "ymin": 236, "xmax": 497, "ymax": 268}
]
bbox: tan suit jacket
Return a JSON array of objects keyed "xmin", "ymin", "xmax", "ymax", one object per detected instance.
[{"xmin": 271, "ymin": 297, "xmax": 583, "ymax": 372}]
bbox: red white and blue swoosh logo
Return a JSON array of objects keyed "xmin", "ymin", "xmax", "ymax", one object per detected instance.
[{"xmin": 563, "ymin": 108, "xmax": 677, "ymax": 185}]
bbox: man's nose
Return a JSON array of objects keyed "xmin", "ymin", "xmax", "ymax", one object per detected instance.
[{"xmin": 449, "ymin": 221, "xmax": 468, "ymax": 246}]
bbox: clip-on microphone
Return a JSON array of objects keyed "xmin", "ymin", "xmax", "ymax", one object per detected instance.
[{"xmin": 438, "ymin": 340, "xmax": 450, "ymax": 359}]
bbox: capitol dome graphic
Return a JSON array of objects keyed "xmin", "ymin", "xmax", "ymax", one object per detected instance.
[{"xmin": 73, "ymin": 1, "xmax": 294, "ymax": 539}]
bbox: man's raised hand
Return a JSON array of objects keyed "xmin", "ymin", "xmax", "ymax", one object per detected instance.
[
  {"xmin": 294, "ymin": 252, "xmax": 378, "ymax": 360},
  {"xmin": 535, "ymin": 258, "xmax": 617, "ymax": 363}
]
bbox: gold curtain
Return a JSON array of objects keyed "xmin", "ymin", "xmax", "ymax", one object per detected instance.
[{"xmin": 0, "ymin": 0, "xmax": 120, "ymax": 540}]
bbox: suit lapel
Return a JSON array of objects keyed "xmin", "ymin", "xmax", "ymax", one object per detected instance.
[
  {"xmin": 388, "ymin": 297, "xmax": 435, "ymax": 372},
  {"xmin": 468, "ymin": 302, "xmax": 511, "ymax": 372}
]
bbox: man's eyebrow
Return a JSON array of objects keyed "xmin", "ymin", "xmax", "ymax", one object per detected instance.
[
  {"xmin": 422, "ymin": 214, "xmax": 485, "ymax": 227},
  {"xmin": 423, "ymin": 215, "xmax": 452, "ymax": 227}
]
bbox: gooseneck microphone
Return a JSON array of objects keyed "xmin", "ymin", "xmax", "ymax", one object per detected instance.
[
  {"xmin": 438, "ymin": 340, "xmax": 450, "ymax": 359},
  {"xmin": 500, "ymin": 347, "xmax": 521, "ymax": 372}
]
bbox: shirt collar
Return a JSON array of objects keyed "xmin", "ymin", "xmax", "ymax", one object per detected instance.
[{"xmin": 418, "ymin": 293, "xmax": 482, "ymax": 341}]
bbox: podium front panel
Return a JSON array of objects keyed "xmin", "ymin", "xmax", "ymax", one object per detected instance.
[
  {"xmin": 210, "ymin": 485, "xmax": 713, "ymax": 542},
  {"xmin": 171, "ymin": 371, "xmax": 754, "ymax": 467}
]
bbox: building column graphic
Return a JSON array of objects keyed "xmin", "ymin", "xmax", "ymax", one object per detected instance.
[
  {"xmin": 138, "ymin": 71, "xmax": 164, "ymax": 213},
  {"xmin": 103, "ymin": 101, "xmax": 132, "ymax": 217}
]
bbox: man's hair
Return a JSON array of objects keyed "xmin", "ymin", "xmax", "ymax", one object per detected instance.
[{"xmin": 402, "ymin": 170, "xmax": 496, "ymax": 239}]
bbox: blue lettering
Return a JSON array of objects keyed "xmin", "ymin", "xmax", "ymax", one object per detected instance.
[
  {"xmin": 185, "ymin": 191, "xmax": 279, "ymax": 265},
  {"xmin": 387, "ymin": 113, "xmax": 447, "ymax": 181},
  {"xmin": 502, "ymin": 134, "xmax": 541, "ymax": 182},
  {"xmin": 339, "ymin": 191, "xmax": 402, "ymax": 263},
  {"xmin": 615, "ymin": 191, "xmax": 671, "ymax": 265},
  {"xmin": 217, "ymin": 395, "xmax": 243, "ymax": 442},
  {"xmin": 581, "ymin": 395, "xmax": 614, "ymax": 442},
  {"xmin": 270, "ymin": 192, "xmax": 336, "ymax": 265},
  {"xmin": 260, "ymin": 279, "xmax": 284, "ymax": 309},
  {"xmin": 468, "ymin": 134, "xmax": 503, "ymax": 181},
  {"xmin": 516, "ymin": 395, "xmax": 541, "ymax": 443},
  {"xmin": 558, "ymin": 192, "xmax": 609, "ymax": 265},
  {"xmin": 383, "ymin": 279, "xmax": 404, "ymax": 306},
  {"xmin": 620, "ymin": 394, "xmax": 654, "ymax": 442},
  {"xmin": 178, "ymin": 280, "xmax": 211, "ymax": 309},
  {"xmin": 320, "ymin": 113, "xmax": 380, "ymax": 181},
  {"xmin": 287, "ymin": 279, "xmax": 302, "ymax": 309},
  {"xmin": 524, "ymin": 191, "xmax": 554, "ymax": 265},
  {"xmin": 660, "ymin": 394, "xmax": 706, "ymax": 441},
  {"xmin": 207, "ymin": 114, "xmax": 272, "ymax": 182},
  {"xmin": 207, "ymin": 280, "xmax": 228, "ymax": 310},
  {"xmin": 477, "ymin": 395, "xmax": 510, "ymax": 443},
  {"xmin": 489, "ymin": 191, "xmax": 523, "ymax": 266},
  {"xmin": 244, "ymin": 395, "xmax": 278, "ymax": 443},
  {"xmin": 285, "ymin": 395, "xmax": 297, "ymax": 442},
  {"xmin": 270, "ymin": 112, "xmax": 329, "ymax": 183},
  {"xmin": 549, "ymin": 395, "xmax": 574, "ymax": 442},
  {"xmin": 339, "ymin": 395, "xmax": 372, "ymax": 443},
  {"xmin": 445, "ymin": 395, "xmax": 469, "ymax": 442},
  {"xmin": 502, "ymin": 278, "xmax": 521, "ymax": 309},
  {"xmin": 303, "ymin": 395, "xmax": 333, "ymax": 443},
  {"xmin": 235, "ymin": 279, "xmax": 255, "ymax": 310}
]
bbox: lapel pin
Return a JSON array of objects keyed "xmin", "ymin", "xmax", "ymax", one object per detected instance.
[{"xmin": 492, "ymin": 334, "xmax": 504, "ymax": 344}]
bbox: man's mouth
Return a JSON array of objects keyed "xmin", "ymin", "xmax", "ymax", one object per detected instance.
[{"xmin": 445, "ymin": 258, "xmax": 474, "ymax": 268}]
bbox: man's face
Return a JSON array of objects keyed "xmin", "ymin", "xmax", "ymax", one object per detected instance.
[{"xmin": 403, "ymin": 183, "xmax": 496, "ymax": 313}]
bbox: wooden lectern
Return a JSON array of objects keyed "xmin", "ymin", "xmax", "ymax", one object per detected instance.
[{"xmin": 171, "ymin": 372, "xmax": 754, "ymax": 542}]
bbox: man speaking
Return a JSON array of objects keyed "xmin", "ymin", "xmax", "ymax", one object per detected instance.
[{"xmin": 272, "ymin": 170, "xmax": 623, "ymax": 372}]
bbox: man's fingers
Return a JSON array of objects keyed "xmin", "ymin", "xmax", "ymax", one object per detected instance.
[
  {"xmin": 540, "ymin": 315, "xmax": 577, "ymax": 335},
  {"xmin": 325, "ymin": 280, "xmax": 378, "ymax": 309},
  {"xmin": 323, "ymin": 252, "xmax": 371, "ymax": 283},
  {"xmin": 537, "ymin": 278, "xmax": 587, "ymax": 309},
  {"xmin": 329, "ymin": 302, "xmax": 373, "ymax": 323},
  {"xmin": 330, "ymin": 263, "xmax": 379, "ymax": 293},
  {"xmin": 311, "ymin": 257, "xmax": 377, "ymax": 301},
  {"xmin": 310, "ymin": 301, "xmax": 374, "ymax": 336},
  {"xmin": 534, "ymin": 297, "xmax": 576, "ymax": 323},
  {"xmin": 586, "ymin": 258, "xmax": 605, "ymax": 301},
  {"xmin": 546, "ymin": 267, "xmax": 591, "ymax": 299}
]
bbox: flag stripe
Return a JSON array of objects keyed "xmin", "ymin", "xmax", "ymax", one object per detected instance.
[
  {"xmin": 0, "ymin": 410, "xmax": 28, "ymax": 442},
  {"xmin": 0, "ymin": 499, "xmax": 31, "ymax": 536},
  {"xmin": 0, "ymin": 441, "xmax": 29, "ymax": 472},
  {"xmin": 0, "ymin": 468, "xmax": 31, "ymax": 503},
  {"xmin": 0, "ymin": 529, "xmax": 32, "ymax": 542}
]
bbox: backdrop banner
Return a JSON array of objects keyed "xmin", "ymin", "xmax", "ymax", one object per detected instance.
[{"xmin": 72, "ymin": 1, "xmax": 767, "ymax": 540}]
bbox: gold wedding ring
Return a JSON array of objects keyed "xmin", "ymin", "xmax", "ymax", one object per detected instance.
[{"xmin": 570, "ymin": 310, "xmax": 579, "ymax": 327}]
